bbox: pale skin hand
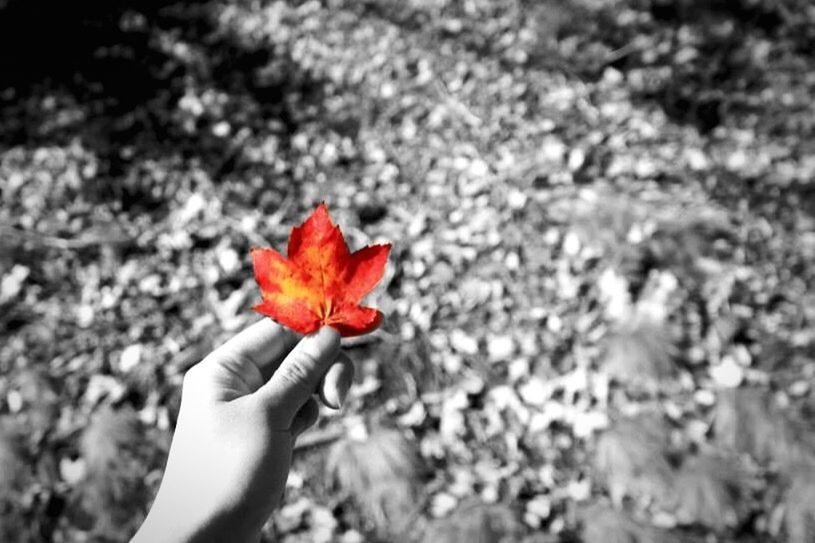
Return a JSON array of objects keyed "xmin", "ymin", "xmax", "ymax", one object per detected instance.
[{"xmin": 131, "ymin": 320, "xmax": 355, "ymax": 543}]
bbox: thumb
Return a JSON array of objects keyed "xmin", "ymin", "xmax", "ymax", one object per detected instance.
[{"xmin": 256, "ymin": 326, "xmax": 341, "ymax": 426}]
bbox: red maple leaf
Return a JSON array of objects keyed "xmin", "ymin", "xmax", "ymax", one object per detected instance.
[{"xmin": 251, "ymin": 203, "xmax": 391, "ymax": 336}]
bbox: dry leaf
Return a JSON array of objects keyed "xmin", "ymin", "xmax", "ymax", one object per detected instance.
[
  {"xmin": 422, "ymin": 500, "xmax": 519, "ymax": 543},
  {"xmin": 327, "ymin": 426, "xmax": 423, "ymax": 540},
  {"xmin": 783, "ymin": 461, "xmax": 815, "ymax": 543},
  {"xmin": 594, "ymin": 414, "xmax": 675, "ymax": 506},
  {"xmin": 78, "ymin": 406, "xmax": 156, "ymax": 540},
  {"xmin": 581, "ymin": 503, "xmax": 693, "ymax": 543},
  {"xmin": 714, "ymin": 388, "xmax": 807, "ymax": 468},
  {"xmin": 603, "ymin": 320, "xmax": 676, "ymax": 388},
  {"xmin": 671, "ymin": 453, "xmax": 745, "ymax": 530}
]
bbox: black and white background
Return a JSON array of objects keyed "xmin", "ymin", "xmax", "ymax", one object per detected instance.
[{"xmin": 1, "ymin": 1, "xmax": 814, "ymax": 541}]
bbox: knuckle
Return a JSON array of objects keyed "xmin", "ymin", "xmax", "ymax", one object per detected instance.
[
  {"xmin": 213, "ymin": 350, "xmax": 264, "ymax": 390},
  {"xmin": 182, "ymin": 364, "xmax": 203, "ymax": 388},
  {"xmin": 276, "ymin": 360, "xmax": 313, "ymax": 392},
  {"xmin": 298, "ymin": 347, "xmax": 322, "ymax": 370}
]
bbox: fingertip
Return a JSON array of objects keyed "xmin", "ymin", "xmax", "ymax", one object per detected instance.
[
  {"xmin": 304, "ymin": 326, "xmax": 341, "ymax": 356},
  {"xmin": 319, "ymin": 352, "xmax": 355, "ymax": 409},
  {"xmin": 319, "ymin": 325, "xmax": 342, "ymax": 341},
  {"xmin": 258, "ymin": 325, "xmax": 342, "ymax": 422}
]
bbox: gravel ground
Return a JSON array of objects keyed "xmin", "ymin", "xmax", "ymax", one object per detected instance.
[{"xmin": 1, "ymin": 1, "xmax": 814, "ymax": 541}]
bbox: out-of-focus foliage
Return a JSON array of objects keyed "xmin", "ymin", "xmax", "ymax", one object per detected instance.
[
  {"xmin": 580, "ymin": 503, "xmax": 695, "ymax": 543},
  {"xmin": 326, "ymin": 425, "xmax": 423, "ymax": 541},
  {"xmin": 1, "ymin": 0, "xmax": 814, "ymax": 541},
  {"xmin": 422, "ymin": 500, "xmax": 520, "ymax": 543}
]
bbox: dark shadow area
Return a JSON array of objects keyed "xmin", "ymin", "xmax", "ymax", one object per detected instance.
[
  {"xmin": 612, "ymin": 0, "xmax": 811, "ymax": 135},
  {"xmin": 0, "ymin": 1, "xmax": 184, "ymax": 144},
  {"xmin": 0, "ymin": 0, "xmax": 328, "ymax": 189}
]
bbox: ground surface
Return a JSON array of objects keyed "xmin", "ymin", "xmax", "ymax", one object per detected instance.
[{"xmin": 1, "ymin": 1, "xmax": 815, "ymax": 541}]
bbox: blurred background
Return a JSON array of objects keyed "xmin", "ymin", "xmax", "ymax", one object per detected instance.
[{"xmin": 1, "ymin": 0, "xmax": 814, "ymax": 541}]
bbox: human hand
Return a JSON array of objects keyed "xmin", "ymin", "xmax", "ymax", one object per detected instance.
[{"xmin": 131, "ymin": 319, "xmax": 354, "ymax": 543}]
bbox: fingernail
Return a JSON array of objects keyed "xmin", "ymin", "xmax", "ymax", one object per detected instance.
[{"xmin": 337, "ymin": 372, "xmax": 351, "ymax": 408}]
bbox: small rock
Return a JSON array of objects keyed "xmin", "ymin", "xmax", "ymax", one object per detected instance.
[
  {"xmin": 76, "ymin": 304, "xmax": 95, "ymax": 328},
  {"xmin": 504, "ymin": 251, "xmax": 520, "ymax": 270},
  {"xmin": 59, "ymin": 457, "xmax": 86, "ymax": 485},
  {"xmin": 119, "ymin": 344, "xmax": 143, "ymax": 373},
  {"xmin": 83, "ymin": 375, "xmax": 126, "ymax": 406},
  {"xmin": 0, "ymin": 264, "xmax": 29, "ymax": 304},
  {"xmin": 686, "ymin": 419, "xmax": 709, "ymax": 443},
  {"xmin": 541, "ymin": 136, "xmax": 566, "ymax": 164},
  {"xmin": 443, "ymin": 354, "xmax": 463, "ymax": 373},
  {"xmin": 694, "ymin": 389, "xmax": 716, "ymax": 406},
  {"xmin": 276, "ymin": 497, "xmax": 310, "ymax": 532},
  {"xmin": 217, "ymin": 247, "xmax": 240, "ymax": 275},
  {"xmin": 526, "ymin": 495, "xmax": 551, "ymax": 520},
  {"xmin": 339, "ymin": 530, "xmax": 365, "ymax": 543},
  {"xmin": 568, "ymin": 478, "xmax": 591, "ymax": 502},
  {"xmin": 398, "ymin": 402, "xmax": 427, "ymax": 427},
  {"xmin": 563, "ymin": 231, "xmax": 581, "ymax": 256},
  {"xmin": 726, "ymin": 149, "xmax": 748, "ymax": 171},
  {"xmin": 547, "ymin": 314, "xmax": 563, "ymax": 333},
  {"xmin": 685, "ymin": 148, "xmax": 709, "ymax": 171},
  {"xmin": 789, "ymin": 380, "xmax": 810, "ymax": 397},
  {"xmin": 568, "ymin": 148, "xmax": 586, "ymax": 171},
  {"xmin": 519, "ymin": 377, "xmax": 548, "ymax": 407},
  {"xmin": 523, "ymin": 511, "xmax": 542, "ymax": 529},
  {"xmin": 487, "ymin": 335, "xmax": 516, "ymax": 362},
  {"xmin": 139, "ymin": 274, "xmax": 162, "ymax": 294},
  {"xmin": 450, "ymin": 329, "xmax": 479, "ymax": 356},
  {"xmin": 468, "ymin": 158, "xmax": 490, "ymax": 178},
  {"xmin": 212, "ymin": 121, "xmax": 231, "ymax": 137},
  {"xmin": 6, "ymin": 390, "xmax": 22, "ymax": 413},
  {"xmin": 430, "ymin": 492, "xmax": 458, "ymax": 518},
  {"xmin": 652, "ymin": 511, "xmax": 677, "ymax": 529},
  {"xmin": 710, "ymin": 356, "xmax": 744, "ymax": 388},
  {"xmin": 572, "ymin": 411, "xmax": 610, "ymax": 438},
  {"xmin": 507, "ymin": 189, "xmax": 528, "ymax": 210},
  {"xmin": 508, "ymin": 358, "xmax": 530, "ymax": 382}
]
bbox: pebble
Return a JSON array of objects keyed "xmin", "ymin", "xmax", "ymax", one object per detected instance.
[
  {"xmin": 0, "ymin": 264, "xmax": 29, "ymax": 304},
  {"xmin": 430, "ymin": 492, "xmax": 458, "ymax": 518},
  {"xmin": 694, "ymin": 389, "xmax": 716, "ymax": 406},
  {"xmin": 686, "ymin": 419, "xmax": 709, "ymax": 443},
  {"xmin": 526, "ymin": 495, "xmax": 551, "ymax": 520},
  {"xmin": 59, "ymin": 457, "xmax": 87, "ymax": 485},
  {"xmin": 563, "ymin": 231, "xmax": 581, "ymax": 256},
  {"xmin": 568, "ymin": 148, "xmax": 585, "ymax": 171},
  {"xmin": 519, "ymin": 377, "xmax": 548, "ymax": 407},
  {"xmin": 76, "ymin": 304, "xmax": 95, "ymax": 328},
  {"xmin": 487, "ymin": 335, "xmax": 516, "ymax": 362},
  {"xmin": 119, "ymin": 344, "xmax": 143, "ymax": 373},
  {"xmin": 450, "ymin": 329, "xmax": 479, "ymax": 356},
  {"xmin": 507, "ymin": 189, "xmax": 528, "ymax": 210},
  {"xmin": 217, "ymin": 247, "xmax": 240, "ymax": 275},
  {"xmin": 710, "ymin": 355, "xmax": 744, "ymax": 388}
]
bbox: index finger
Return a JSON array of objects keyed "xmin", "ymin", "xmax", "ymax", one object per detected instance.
[{"xmin": 203, "ymin": 317, "xmax": 299, "ymax": 377}]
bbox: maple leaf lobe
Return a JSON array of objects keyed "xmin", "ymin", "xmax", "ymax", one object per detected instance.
[{"xmin": 252, "ymin": 204, "xmax": 391, "ymax": 336}]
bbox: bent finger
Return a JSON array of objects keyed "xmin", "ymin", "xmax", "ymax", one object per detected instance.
[
  {"xmin": 318, "ymin": 352, "xmax": 355, "ymax": 409},
  {"xmin": 256, "ymin": 326, "xmax": 341, "ymax": 423},
  {"xmin": 203, "ymin": 317, "xmax": 299, "ymax": 377},
  {"xmin": 290, "ymin": 397, "xmax": 320, "ymax": 437}
]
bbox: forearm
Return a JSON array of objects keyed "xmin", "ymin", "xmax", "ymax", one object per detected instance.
[{"xmin": 132, "ymin": 491, "xmax": 261, "ymax": 543}]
